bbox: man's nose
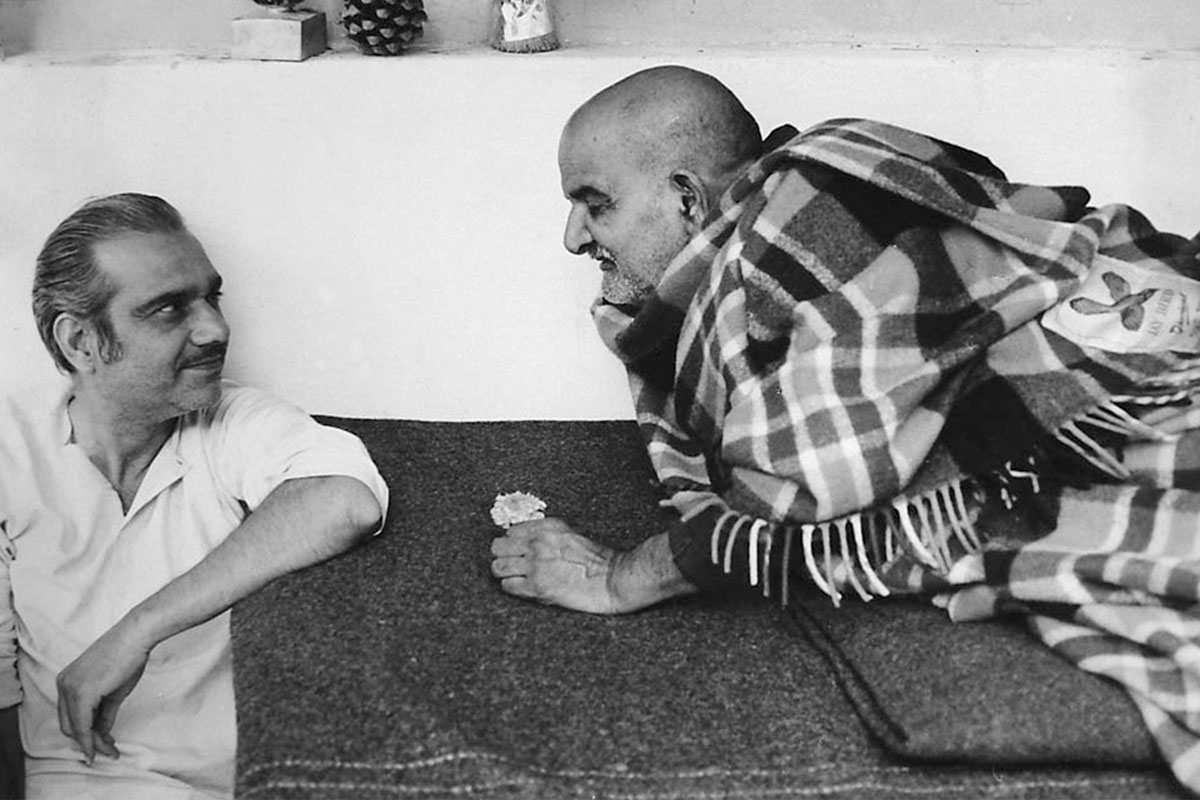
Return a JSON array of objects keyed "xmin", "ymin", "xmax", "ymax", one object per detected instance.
[
  {"xmin": 192, "ymin": 302, "xmax": 230, "ymax": 346},
  {"xmin": 562, "ymin": 205, "xmax": 593, "ymax": 255}
]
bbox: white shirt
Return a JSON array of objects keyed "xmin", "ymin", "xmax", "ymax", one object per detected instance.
[{"xmin": 0, "ymin": 380, "xmax": 388, "ymax": 799}]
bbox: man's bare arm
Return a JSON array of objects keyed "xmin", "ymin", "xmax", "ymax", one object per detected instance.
[
  {"xmin": 56, "ymin": 475, "xmax": 382, "ymax": 763},
  {"xmin": 490, "ymin": 518, "xmax": 698, "ymax": 614}
]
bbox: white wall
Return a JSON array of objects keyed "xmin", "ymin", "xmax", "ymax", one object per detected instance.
[{"xmin": 2, "ymin": 23, "xmax": 1199, "ymax": 420}]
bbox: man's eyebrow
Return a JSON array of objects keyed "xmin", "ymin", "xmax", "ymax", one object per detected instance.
[
  {"xmin": 566, "ymin": 186, "xmax": 610, "ymax": 203},
  {"xmin": 133, "ymin": 275, "xmax": 223, "ymax": 316},
  {"xmin": 133, "ymin": 289, "xmax": 190, "ymax": 316}
]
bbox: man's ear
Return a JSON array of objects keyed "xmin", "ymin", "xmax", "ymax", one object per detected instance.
[
  {"xmin": 53, "ymin": 313, "xmax": 97, "ymax": 373},
  {"xmin": 670, "ymin": 170, "xmax": 710, "ymax": 233}
]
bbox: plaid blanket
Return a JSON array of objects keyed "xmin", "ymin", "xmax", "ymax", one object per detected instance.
[{"xmin": 592, "ymin": 118, "xmax": 1200, "ymax": 791}]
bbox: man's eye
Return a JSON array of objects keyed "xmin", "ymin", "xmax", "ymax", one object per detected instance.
[
  {"xmin": 587, "ymin": 202, "xmax": 610, "ymax": 217},
  {"xmin": 207, "ymin": 291, "xmax": 223, "ymax": 308}
]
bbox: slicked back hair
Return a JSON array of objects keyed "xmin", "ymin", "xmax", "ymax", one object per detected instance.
[{"xmin": 33, "ymin": 193, "xmax": 185, "ymax": 373}]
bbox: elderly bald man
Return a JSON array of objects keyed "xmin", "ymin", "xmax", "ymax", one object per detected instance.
[{"xmin": 489, "ymin": 66, "xmax": 1200, "ymax": 627}]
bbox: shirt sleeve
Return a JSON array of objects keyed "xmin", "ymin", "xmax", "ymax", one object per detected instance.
[
  {"xmin": 205, "ymin": 385, "xmax": 389, "ymax": 531},
  {"xmin": 0, "ymin": 523, "xmax": 20, "ymax": 708}
]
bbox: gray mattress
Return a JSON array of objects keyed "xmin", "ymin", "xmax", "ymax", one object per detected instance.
[{"xmin": 230, "ymin": 418, "xmax": 1184, "ymax": 799}]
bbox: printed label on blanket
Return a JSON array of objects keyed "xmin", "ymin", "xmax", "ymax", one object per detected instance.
[{"xmin": 1043, "ymin": 255, "xmax": 1200, "ymax": 354}]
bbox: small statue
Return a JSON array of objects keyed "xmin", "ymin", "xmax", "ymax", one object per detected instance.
[{"xmin": 492, "ymin": 0, "xmax": 559, "ymax": 53}]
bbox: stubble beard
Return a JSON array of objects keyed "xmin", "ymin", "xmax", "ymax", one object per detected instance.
[
  {"xmin": 600, "ymin": 270, "xmax": 655, "ymax": 305},
  {"xmin": 594, "ymin": 246, "xmax": 656, "ymax": 306}
]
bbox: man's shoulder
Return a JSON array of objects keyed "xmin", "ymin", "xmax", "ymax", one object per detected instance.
[
  {"xmin": 0, "ymin": 377, "xmax": 68, "ymax": 410},
  {"xmin": 0, "ymin": 379, "xmax": 69, "ymax": 443},
  {"xmin": 0, "ymin": 380, "xmax": 71, "ymax": 496},
  {"xmin": 182, "ymin": 380, "xmax": 311, "ymax": 437},
  {"xmin": 209, "ymin": 380, "xmax": 277, "ymax": 413}
]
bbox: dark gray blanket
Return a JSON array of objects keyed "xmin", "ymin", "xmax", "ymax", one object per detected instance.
[
  {"xmin": 230, "ymin": 419, "xmax": 1185, "ymax": 799},
  {"xmin": 790, "ymin": 591, "xmax": 1159, "ymax": 764}
]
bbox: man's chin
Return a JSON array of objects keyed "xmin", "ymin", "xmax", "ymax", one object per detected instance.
[
  {"xmin": 600, "ymin": 273, "xmax": 653, "ymax": 306},
  {"xmin": 177, "ymin": 373, "xmax": 225, "ymax": 412}
]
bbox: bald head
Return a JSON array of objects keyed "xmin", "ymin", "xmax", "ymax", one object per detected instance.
[
  {"xmin": 557, "ymin": 67, "xmax": 765, "ymax": 305},
  {"xmin": 564, "ymin": 66, "xmax": 763, "ymax": 201}
]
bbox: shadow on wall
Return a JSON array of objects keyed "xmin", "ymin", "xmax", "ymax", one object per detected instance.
[{"xmin": 0, "ymin": 2, "xmax": 30, "ymax": 56}]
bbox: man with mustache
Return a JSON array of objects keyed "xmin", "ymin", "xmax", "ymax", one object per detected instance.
[{"xmin": 0, "ymin": 193, "xmax": 388, "ymax": 799}]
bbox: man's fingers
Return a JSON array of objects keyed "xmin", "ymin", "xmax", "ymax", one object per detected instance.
[
  {"xmin": 502, "ymin": 517, "xmax": 570, "ymax": 538},
  {"xmin": 57, "ymin": 695, "xmax": 122, "ymax": 764},
  {"xmin": 491, "ymin": 535, "xmax": 529, "ymax": 557},
  {"xmin": 93, "ymin": 729, "xmax": 120, "ymax": 760},
  {"xmin": 499, "ymin": 576, "xmax": 533, "ymax": 597},
  {"xmin": 57, "ymin": 687, "xmax": 95, "ymax": 764},
  {"xmin": 94, "ymin": 693, "xmax": 129, "ymax": 759},
  {"xmin": 57, "ymin": 674, "xmax": 132, "ymax": 764},
  {"xmin": 490, "ymin": 555, "xmax": 526, "ymax": 579},
  {"xmin": 96, "ymin": 698, "xmax": 120, "ymax": 738}
]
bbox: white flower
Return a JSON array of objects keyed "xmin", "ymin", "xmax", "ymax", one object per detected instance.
[{"xmin": 490, "ymin": 491, "xmax": 547, "ymax": 529}]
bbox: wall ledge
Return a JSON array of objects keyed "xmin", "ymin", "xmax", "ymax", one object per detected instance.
[
  {"xmin": 4, "ymin": 0, "xmax": 1199, "ymax": 60},
  {"xmin": 5, "ymin": 40, "xmax": 1200, "ymax": 71}
]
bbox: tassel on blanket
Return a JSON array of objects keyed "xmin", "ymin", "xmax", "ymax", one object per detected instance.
[
  {"xmin": 1055, "ymin": 419, "xmax": 1130, "ymax": 480},
  {"xmin": 1111, "ymin": 360, "xmax": 1200, "ymax": 400},
  {"xmin": 704, "ymin": 392, "xmax": 1200, "ymax": 606},
  {"xmin": 992, "ymin": 455, "xmax": 1041, "ymax": 510},
  {"xmin": 1076, "ymin": 401, "xmax": 1174, "ymax": 442},
  {"xmin": 696, "ymin": 393, "xmax": 1200, "ymax": 608},
  {"xmin": 1052, "ymin": 391, "xmax": 1200, "ymax": 480},
  {"xmin": 707, "ymin": 478, "xmax": 986, "ymax": 607}
]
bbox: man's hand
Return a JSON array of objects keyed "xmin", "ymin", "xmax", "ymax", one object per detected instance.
[
  {"xmin": 56, "ymin": 618, "xmax": 152, "ymax": 765},
  {"xmin": 490, "ymin": 519, "xmax": 699, "ymax": 614},
  {"xmin": 490, "ymin": 518, "xmax": 622, "ymax": 614}
]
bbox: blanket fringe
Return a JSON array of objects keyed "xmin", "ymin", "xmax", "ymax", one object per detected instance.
[
  {"xmin": 704, "ymin": 392, "xmax": 1200, "ymax": 607},
  {"xmin": 1054, "ymin": 391, "xmax": 1200, "ymax": 479},
  {"xmin": 708, "ymin": 477, "xmax": 990, "ymax": 607}
]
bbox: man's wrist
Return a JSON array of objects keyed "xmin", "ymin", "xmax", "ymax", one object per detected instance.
[
  {"xmin": 607, "ymin": 533, "xmax": 699, "ymax": 613},
  {"xmin": 605, "ymin": 549, "xmax": 641, "ymax": 614},
  {"xmin": 119, "ymin": 603, "xmax": 167, "ymax": 657}
]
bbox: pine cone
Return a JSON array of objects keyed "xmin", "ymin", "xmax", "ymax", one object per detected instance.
[{"xmin": 342, "ymin": 0, "xmax": 427, "ymax": 55}]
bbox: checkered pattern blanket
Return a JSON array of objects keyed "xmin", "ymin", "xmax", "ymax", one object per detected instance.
[
  {"xmin": 592, "ymin": 118, "xmax": 1200, "ymax": 792},
  {"xmin": 897, "ymin": 468, "xmax": 1200, "ymax": 793}
]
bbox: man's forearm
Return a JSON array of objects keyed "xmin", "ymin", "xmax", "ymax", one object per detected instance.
[
  {"xmin": 1, "ymin": 704, "xmax": 23, "ymax": 799},
  {"xmin": 609, "ymin": 532, "xmax": 699, "ymax": 612},
  {"xmin": 126, "ymin": 475, "xmax": 382, "ymax": 647},
  {"xmin": 57, "ymin": 476, "xmax": 383, "ymax": 762}
]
